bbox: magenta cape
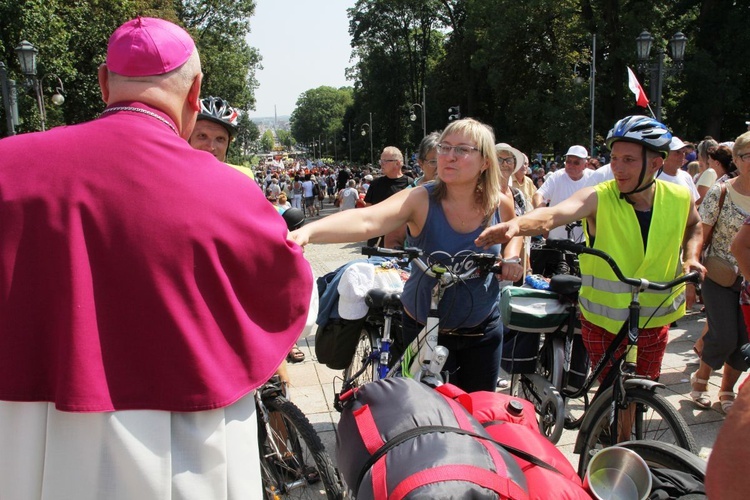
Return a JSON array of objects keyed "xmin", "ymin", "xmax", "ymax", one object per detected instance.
[{"xmin": 0, "ymin": 103, "xmax": 312, "ymax": 412}]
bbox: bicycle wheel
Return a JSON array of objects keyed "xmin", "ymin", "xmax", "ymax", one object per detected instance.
[
  {"xmin": 577, "ymin": 387, "xmax": 697, "ymax": 477},
  {"xmin": 510, "ymin": 372, "xmax": 565, "ymax": 444},
  {"xmin": 343, "ymin": 326, "xmax": 379, "ymax": 386},
  {"xmin": 260, "ymin": 396, "xmax": 342, "ymax": 499},
  {"xmin": 618, "ymin": 440, "xmax": 706, "ymax": 479}
]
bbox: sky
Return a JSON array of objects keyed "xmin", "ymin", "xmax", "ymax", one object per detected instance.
[{"xmin": 246, "ymin": 0, "xmax": 356, "ymax": 118}]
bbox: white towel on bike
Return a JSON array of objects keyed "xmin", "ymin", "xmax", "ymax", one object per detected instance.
[
  {"xmin": 0, "ymin": 393, "xmax": 260, "ymax": 500},
  {"xmin": 338, "ymin": 262, "xmax": 375, "ymax": 320}
]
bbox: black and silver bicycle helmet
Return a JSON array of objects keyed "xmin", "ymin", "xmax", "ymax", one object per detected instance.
[
  {"xmin": 198, "ymin": 96, "xmax": 239, "ymax": 137},
  {"xmin": 606, "ymin": 115, "xmax": 672, "ymax": 200}
]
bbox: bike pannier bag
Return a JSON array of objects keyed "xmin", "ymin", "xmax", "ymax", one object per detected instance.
[
  {"xmin": 336, "ymin": 377, "xmax": 529, "ymax": 500},
  {"xmin": 314, "ymin": 316, "xmax": 367, "ymax": 370},
  {"xmin": 500, "ymin": 287, "xmax": 568, "ymax": 333},
  {"xmin": 501, "ymin": 330, "xmax": 541, "ymax": 374}
]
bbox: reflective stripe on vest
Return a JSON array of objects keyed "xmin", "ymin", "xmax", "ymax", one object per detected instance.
[
  {"xmin": 580, "ymin": 180, "xmax": 691, "ymax": 333},
  {"xmin": 579, "ymin": 293, "xmax": 685, "ymax": 322}
]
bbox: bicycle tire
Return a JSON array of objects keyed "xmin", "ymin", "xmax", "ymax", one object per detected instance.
[
  {"xmin": 260, "ymin": 396, "xmax": 342, "ymax": 499},
  {"xmin": 510, "ymin": 372, "xmax": 565, "ymax": 444},
  {"xmin": 343, "ymin": 326, "xmax": 379, "ymax": 386},
  {"xmin": 618, "ymin": 440, "xmax": 706, "ymax": 479},
  {"xmin": 576, "ymin": 387, "xmax": 697, "ymax": 477}
]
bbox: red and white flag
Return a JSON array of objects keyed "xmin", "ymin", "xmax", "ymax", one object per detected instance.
[{"xmin": 627, "ymin": 66, "xmax": 649, "ymax": 108}]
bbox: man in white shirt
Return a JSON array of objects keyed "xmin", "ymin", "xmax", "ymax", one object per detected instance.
[
  {"xmin": 533, "ymin": 145, "xmax": 595, "ymax": 241},
  {"xmin": 656, "ymin": 136, "xmax": 700, "ymax": 201}
]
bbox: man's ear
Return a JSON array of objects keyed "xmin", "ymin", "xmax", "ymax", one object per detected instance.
[
  {"xmin": 650, "ymin": 154, "xmax": 665, "ymax": 174},
  {"xmin": 188, "ymin": 73, "xmax": 202, "ymax": 112},
  {"xmin": 98, "ymin": 64, "xmax": 110, "ymax": 103}
]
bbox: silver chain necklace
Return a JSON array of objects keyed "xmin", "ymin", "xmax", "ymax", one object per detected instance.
[{"xmin": 101, "ymin": 106, "xmax": 178, "ymax": 135}]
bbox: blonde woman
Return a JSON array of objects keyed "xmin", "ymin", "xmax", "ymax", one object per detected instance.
[{"xmin": 289, "ymin": 118, "xmax": 523, "ymax": 391}]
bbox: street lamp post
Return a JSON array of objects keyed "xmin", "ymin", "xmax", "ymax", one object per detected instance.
[
  {"xmin": 347, "ymin": 123, "xmax": 355, "ymax": 161},
  {"xmin": 14, "ymin": 40, "xmax": 66, "ymax": 132},
  {"xmin": 572, "ymin": 35, "xmax": 596, "ymax": 156},
  {"xmin": 636, "ymin": 30, "xmax": 687, "ymax": 123},
  {"xmin": 360, "ymin": 112, "xmax": 373, "ymax": 166},
  {"xmin": 409, "ymin": 86, "xmax": 427, "ymax": 137}
]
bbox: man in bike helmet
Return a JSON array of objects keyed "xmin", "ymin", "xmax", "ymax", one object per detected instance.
[
  {"xmin": 189, "ymin": 96, "xmax": 239, "ymax": 163},
  {"xmin": 477, "ymin": 115, "xmax": 705, "ymax": 394}
]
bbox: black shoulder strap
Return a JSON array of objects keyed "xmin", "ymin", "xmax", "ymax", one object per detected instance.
[{"xmin": 354, "ymin": 424, "xmax": 566, "ymax": 494}]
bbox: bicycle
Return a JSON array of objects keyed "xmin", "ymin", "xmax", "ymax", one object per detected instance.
[
  {"xmin": 256, "ymin": 375, "xmax": 343, "ymax": 499},
  {"xmin": 508, "ymin": 239, "xmax": 700, "ymax": 477},
  {"xmin": 337, "ymin": 246, "xmax": 504, "ymax": 403}
]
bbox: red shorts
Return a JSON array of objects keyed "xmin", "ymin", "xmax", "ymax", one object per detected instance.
[{"xmin": 581, "ymin": 318, "xmax": 669, "ymax": 382}]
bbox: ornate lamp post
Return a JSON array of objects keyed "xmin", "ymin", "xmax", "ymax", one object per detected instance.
[
  {"xmin": 14, "ymin": 40, "xmax": 66, "ymax": 132},
  {"xmin": 635, "ymin": 30, "xmax": 687, "ymax": 122},
  {"xmin": 409, "ymin": 86, "xmax": 427, "ymax": 137}
]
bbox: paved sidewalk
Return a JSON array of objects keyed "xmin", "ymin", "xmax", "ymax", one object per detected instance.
[{"xmin": 285, "ymin": 200, "xmax": 745, "ymax": 472}]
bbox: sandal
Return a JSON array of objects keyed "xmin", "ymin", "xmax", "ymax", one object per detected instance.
[
  {"xmin": 718, "ymin": 391, "xmax": 736, "ymax": 414},
  {"xmin": 690, "ymin": 373, "xmax": 711, "ymax": 409},
  {"xmin": 286, "ymin": 344, "xmax": 305, "ymax": 364}
]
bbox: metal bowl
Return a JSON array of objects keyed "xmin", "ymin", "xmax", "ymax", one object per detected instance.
[{"xmin": 584, "ymin": 446, "xmax": 652, "ymax": 500}]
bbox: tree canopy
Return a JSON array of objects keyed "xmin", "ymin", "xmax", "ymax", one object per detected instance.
[
  {"xmin": 0, "ymin": 0, "xmax": 261, "ymax": 138},
  {"xmin": 294, "ymin": 0, "xmax": 749, "ymax": 160}
]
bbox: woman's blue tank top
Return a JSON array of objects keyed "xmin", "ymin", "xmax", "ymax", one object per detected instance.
[{"xmin": 401, "ymin": 184, "xmax": 503, "ymax": 329}]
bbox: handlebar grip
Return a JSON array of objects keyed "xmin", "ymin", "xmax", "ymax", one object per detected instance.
[
  {"xmin": 361, "ymin": 246, "xmax": 402, "ymax": 257},
  {"xmin": 545, "ymin": 239, "xmax": 586, "ymax": 253},
  {"xmin": 683, "ymin": 271, "xmax": 701, "ymax": 284}
]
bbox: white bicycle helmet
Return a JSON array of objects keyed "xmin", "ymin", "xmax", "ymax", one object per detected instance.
[
  {"xmin": 198, "ymin": 96, "xmax": 239, "ymax": 137},
  {"xmin": 605, "ymin": 115, "xmax": 672, "ymax": 155}
]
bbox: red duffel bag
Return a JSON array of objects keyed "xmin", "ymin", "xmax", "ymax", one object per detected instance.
[
  {"xmin": 437, "ymin": 385, "xmax": 591, "ymax": 500},
  {"xmin": 434, "ymin": 384, "xmax": 539, "ymax": 432},
  {"xmin": 336, "ymin": 377, "xmax": 529, "ymax": 499}
]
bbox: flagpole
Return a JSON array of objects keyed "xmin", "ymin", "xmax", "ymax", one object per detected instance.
[{"xmin": 589, "ymin": 34, "xmax": 596, "ymax": 157}]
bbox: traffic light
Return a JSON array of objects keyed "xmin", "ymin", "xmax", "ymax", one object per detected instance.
[{"xmin": 448, "ymin": 105, "xmax": 461, "ymax": 121}]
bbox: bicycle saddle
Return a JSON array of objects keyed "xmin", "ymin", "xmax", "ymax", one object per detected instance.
[
  {"xmin": 365, "ymin": 288, "xmax": 402, "ymax": 309},
  {"xmin": 549, "ymin": 274, "xmax": 582, "ymax": 297}
]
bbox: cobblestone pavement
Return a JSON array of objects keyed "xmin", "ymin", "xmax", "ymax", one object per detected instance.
[{"xmin": 285, "ymin": 198, "xmax": 745, "ymax": 474}]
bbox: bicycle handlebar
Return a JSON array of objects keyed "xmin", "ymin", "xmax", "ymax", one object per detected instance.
[
  {"xmin": 545, "ymin": 239, "xmax": 700, "ymax": 290},
  {"xmin": 362, "ymin": 246, "xmax": 502, "ymax": 281}
]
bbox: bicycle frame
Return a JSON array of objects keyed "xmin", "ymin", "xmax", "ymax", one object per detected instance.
[
  {"xmin": 344, "ymin": 247, "xmax": 502, "ymax": 388},
  {"xmin": 543, "ymin": 239, "xmax": 699, "ymax": 448},
  {"xmin": 388, "ymin": 261, "xmax": 450, "ymax": 384}
]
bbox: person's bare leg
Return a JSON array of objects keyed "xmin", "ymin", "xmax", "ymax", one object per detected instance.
[
  {"xmin": 694, "ymin": 323, "xmax": 707, "ymax": 356},
  {"xmin": 689, "ymin": 360, "xmax": 713, "ymax": 408},
  {"xmin": 718, "ymin": 364, "xmax": 742, "ymax": 413}
]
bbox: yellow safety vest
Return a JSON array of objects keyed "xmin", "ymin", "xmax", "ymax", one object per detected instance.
[
  {"xmin": 227, "ymin": 162, "xmax": 255, "ymax": 180},
  {"xmin": 580, "ymin": 180, "xmax": 690, "ymax": 334}
]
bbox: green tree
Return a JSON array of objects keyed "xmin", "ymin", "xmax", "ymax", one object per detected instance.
[
  {"xmin": 260, "ymin": 129, "xmax": 275, "ymax": 152},
  {"xmin": 1, "ymin": 0, "xmax": 261, "ymax": 137},
  {"xmin": 177, "ymin": 0, "xmax": 261, "ymax": 111},
  {"xmin": 275, "ymin": 129, "xmax": 295, "ymax": 150},
  {"xmin": 289, "ymin": 85, "xmax": 353, "ymax": 145},
  {"xmin": 347, "ymin": 0, "xmax": 445, "ymax": 152},
  {"xmin": 228, "ymin": 111, "xmax": 259, "ymax": 164}
]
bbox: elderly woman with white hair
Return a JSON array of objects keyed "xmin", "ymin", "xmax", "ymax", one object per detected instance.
[
  {"xmin": 496, "ymin": 143, "xmax": 531, "ymax": 278},
  {"xmin": 290, "ymin": 118, "xmax": 523, "ymax": 392}
]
